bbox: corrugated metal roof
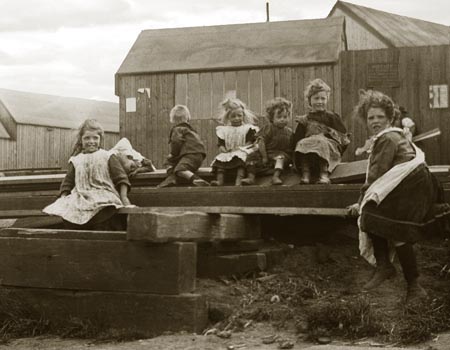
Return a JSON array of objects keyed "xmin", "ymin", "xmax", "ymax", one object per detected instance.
[
  {"xmin": 0, "ymin": 89, "xmax": 119, "ymax": 133},
  {"xmin": 117, "ymin": 17, "xmax": 345, "ymax": 75},
  {"xmin": 329, "ymin": 1, "xmax": 449, "ymax": 47}
]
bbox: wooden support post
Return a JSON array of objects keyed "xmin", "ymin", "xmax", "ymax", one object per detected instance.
[{"xmin": 127, "ymin": 212, "xmax": 261, "ymax": 242}]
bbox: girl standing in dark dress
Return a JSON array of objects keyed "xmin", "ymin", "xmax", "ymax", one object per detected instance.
[{"xmin": 348, "ymin": 90, "xmax": 450, "ymax": 304}]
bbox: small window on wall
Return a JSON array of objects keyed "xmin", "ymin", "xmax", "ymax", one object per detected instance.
[{"xmin": 429, "ymin": 85, "xmax": 448, "ymax": 109}]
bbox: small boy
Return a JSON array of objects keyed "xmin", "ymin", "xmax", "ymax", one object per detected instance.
[{"xmin": 158, "ymin": 105, "xmax": 209, "ymax": 188}]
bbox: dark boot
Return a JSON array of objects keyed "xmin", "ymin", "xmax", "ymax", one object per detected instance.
[
  {"xmin": 396, "ymin": 243, "xmax": 428, "ymax": 304},
  {"xmin": 363, "ymin": 235, "xmax": 396, "ymax": 290}
]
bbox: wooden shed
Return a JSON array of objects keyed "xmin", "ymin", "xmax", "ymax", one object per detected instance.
[
  {"xmin": 115, "ymin": 17, "xmax": 347, "ymax": 167},
  {"xmin": 0, "ymin": 89, "xmax": 119, "ymax": 171},
  {"xmin": 328, "ymin": 0, "xmax": 449, "ymax": 50}
]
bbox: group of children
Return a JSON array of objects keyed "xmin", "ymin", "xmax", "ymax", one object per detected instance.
[
  {"xmin": 159, "ymin": 78, "xmax": 350, "ymax": 188},
  {"xmin": 43, "ymin": 78, "xmax": 350, "ymax": 229}
]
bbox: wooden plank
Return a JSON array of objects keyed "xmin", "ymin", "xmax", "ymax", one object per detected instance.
[
  {"xmin": 127, "ymin": 212, "xmax": 261, "ymax": 242},
  {"xmin": 175, "ymin": 73, "xmax": 188, "ymax": 105},
  {"xmin": 2, "ymin": 287, "xmax": 207, "ymax": 337},
  {"xmin": 0, "ymin": 228, "xmax": 126, "ymax": 240},
  {"xmin": 122, "ymin": 206, "xmax": 349, "ymax": 217},
  {"xmin": 0, "ymin": 238, "xmax": 196, "ymax": 294}
]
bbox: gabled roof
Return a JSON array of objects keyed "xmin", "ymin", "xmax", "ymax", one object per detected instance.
[
  {"xmin": 0, "ymin": 89, "xmax": 119, "ymax": 133},
  {"xmin": 328, "ymin": 1, "xmax": 449, "ymax": 47},
  {"xmin": 116, "ymin": 17, "xmax": 346, "ymax": 75}
]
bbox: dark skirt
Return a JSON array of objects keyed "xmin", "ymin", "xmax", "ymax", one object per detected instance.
[
  {"xmin": 211, "ymin": 157, "xmax": 245, "ymax": 172},
  {"xmin": 360, "ymin": 164, "xmax": 450, "ymax": 242}
]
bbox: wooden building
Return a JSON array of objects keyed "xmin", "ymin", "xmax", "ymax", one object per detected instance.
[
  {"xmin": 327, "ymin": 2, "xmax": 450, "ymax": 165},
  {"xmin": 0, "ymin": 89, "xmax": 119, "ymax": 171},
  {"xmin": 328, "ymin": 0, "xmax": 449, "ymax": 50},
  {"xmin": 115, "ymin": 17, "xmax": 347, "ymax": 167}
]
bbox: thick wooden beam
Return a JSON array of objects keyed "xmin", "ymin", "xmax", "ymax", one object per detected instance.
[
  {"xmin": 127, "ymin": 212, "xmax": 261, "ymax": 242},
  {"xmin": 2, "ymin": 287, "xmax": 207, "ymax": 337},
  {"xmin": 0, "ymin": 234, "xmax": 196, "ymax": 295}
]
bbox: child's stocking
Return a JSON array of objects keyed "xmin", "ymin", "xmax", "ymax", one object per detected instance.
[
  {"xmin": 299, "ymin": 157, "xmax": 310, "ymax": 184},
  {"xmin": 211, "ymin": 171, "xmax": 225, "ymax": 186},
  {"xmin": 235, "ymin": 167, "xmax": 245, "ymax": 186}
]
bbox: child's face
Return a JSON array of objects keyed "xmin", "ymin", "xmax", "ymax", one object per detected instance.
[
  {"xmin": 273, "ymin": 108, "xmax": 289, "ymax": 128},
  {"xmin": 310, "ymin": 91, "xmax": 328, "ymax": 112},
  {"xmin": 229, "ymin": 108, "xmax": 244, "ymax": 126},
  {"xmin": 81, "ymin": 130, "xmax": 101, "ymax": 153},
  {"xmin": 116, "ymin": 153, "xmax": 139, "ymax": 174},
  {"xmin": 367, "ymin": 107, "xmax": 391, "ymax": 135}
]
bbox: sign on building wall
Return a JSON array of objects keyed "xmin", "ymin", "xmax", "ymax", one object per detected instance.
[
  {"xmin": 367, "ymin": 63, "xmax": 399, "ymax": 87},
  {"xmin": 429, "ymin": 85, "xmax": 448, "ymax": 109},
  {"xmin": 126, "ymin": 97, "xmax": 136, "ymax": 112}
]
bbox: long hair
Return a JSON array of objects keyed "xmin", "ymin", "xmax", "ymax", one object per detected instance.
[
  {"xmin": 354, "ymin": 89, "xmax": 395, "ymax": 124},
  {"xmin": 216, "ymin": 98, "xmax": 258, "ymax": 126},
  {"xmin": 71, "ymin": 119, "xmax": 104, "ymax": 156}
]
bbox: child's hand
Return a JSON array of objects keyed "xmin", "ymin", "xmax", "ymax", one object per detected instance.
[
  {"xmin": 262, "ymin": 157, "xmax": 269, "ymax": 165},
  {"xmin": 219, "ymin": 146, "xmax": 228, "ymax": 153},
  {"xmin": 346, "ymin": 203, "xmax": 360, "ymax": 217}
]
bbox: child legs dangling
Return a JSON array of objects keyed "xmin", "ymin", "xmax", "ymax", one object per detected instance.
[
  {"xmin": 317, "ymin": 159, "xmax": 330, "ymax": 184},
  {"xmin": 235, "ymin": 167, "xmax": 245, "ymax": 186},
  {"xmin": 297, "ymin": 154, "xmax": 310, "ymax": 184},
  {"xmin": 176, "ymin": 170, "xmax": 209, "ymax": 187},
  {"xmin": 211, "ymin": 169, "xmax": 225, "ymax": 186},
  {"xmin": 272, "ymin": 157, "xmax": 284, "ymax": 185}
]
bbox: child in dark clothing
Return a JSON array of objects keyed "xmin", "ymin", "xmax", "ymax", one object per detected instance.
[
  {"xmin": 210, "ymin": 98, "xmax": 259, "ymax": 186},
  {"xmin": 242, "ymin": 97, "xmax": 293, "ymax": 185},
  {"xmin": 158, "ymin": 105, "xmax": 209, "ymax": 188},
  {"xmin": 293, "ymin": 78, "xmax": 349, "ymax": 184},
  {"xmin": 43, "ymin": 119, "xmax": 132, "ymax": 230}
]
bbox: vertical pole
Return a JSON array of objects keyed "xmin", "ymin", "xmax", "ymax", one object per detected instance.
[{"xmin": 266, "ymin": 2, "xmax": 270, "ymax": 22}]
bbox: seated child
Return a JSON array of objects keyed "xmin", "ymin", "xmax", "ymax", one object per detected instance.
[
  {"xmin": 211, "ymin": 98, "xmax": 259, "ymax": 186},
  {"xmin": 43, "ymin": 119, "xmax": 132, "ymax": 230},
  {"xmin": 158, "ymin": 105, "xmax": 209, "ymax": 188},
  {"xmin": 293, "ymin": 78, "xmax": 350, "ymax": 184},
  {"xmin": 242, "ymin": 97, "xmax": 293, "ymax": 185}
]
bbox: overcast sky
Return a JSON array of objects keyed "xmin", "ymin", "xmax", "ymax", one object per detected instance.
[{"xmin": 0, "ymin": 0, "xmax": 448, "ymax": 102}]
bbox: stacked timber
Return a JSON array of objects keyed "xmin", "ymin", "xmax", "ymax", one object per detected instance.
[{"xmin": 0, "ymin": 227, "xmax": 207, "ymax": 336}]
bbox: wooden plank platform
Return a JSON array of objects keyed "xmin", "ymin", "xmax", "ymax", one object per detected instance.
[
  {"xmin": 1, "ymin": 287, "xmax": 207, "ymax": 337},
  {"xmin": 0, "ymin": 231, "xmax": 196, "ymax": 295}
]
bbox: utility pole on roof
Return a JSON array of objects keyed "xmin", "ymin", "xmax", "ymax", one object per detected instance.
[{"xmin": 266, "ymin": 2, "xmax": 270, "ymax": 22}]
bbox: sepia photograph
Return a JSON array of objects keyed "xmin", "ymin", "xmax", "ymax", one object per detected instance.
[{"xmin": 0, "ymin": 1, "xmax": 449, "ymax": 349}]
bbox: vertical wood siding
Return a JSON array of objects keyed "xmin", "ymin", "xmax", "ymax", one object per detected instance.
[
  {"xmin": 0, "ymin": 125, "xmax": 119, "ymax": 171},
  {"xmin": 118, "ymin": 65, "xmax": 340, "ymax": 168},
  {"xmin": 341, "ymin": 46, "xmax": 450, "ymax": 165}
]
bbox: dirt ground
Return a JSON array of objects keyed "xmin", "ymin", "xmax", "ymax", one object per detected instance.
[{"xmin": 0, "ymin": 221, "xmax": 449, "ymax": 350}]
